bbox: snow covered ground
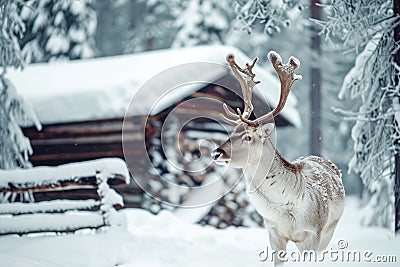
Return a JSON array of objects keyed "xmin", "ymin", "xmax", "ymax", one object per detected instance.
[{"xmin": 0, "ymin": 196, "xmax": 398, "ymax": 267}]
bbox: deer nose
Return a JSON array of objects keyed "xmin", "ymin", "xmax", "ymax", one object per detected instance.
[{"xmin": 211, "ymin": 149, "xmax": 224, "ymax": 161}]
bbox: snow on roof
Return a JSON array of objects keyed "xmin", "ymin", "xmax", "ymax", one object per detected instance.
[{"xmin": 8, "ymin": 45, "xmax": 301, "ymax": 127}]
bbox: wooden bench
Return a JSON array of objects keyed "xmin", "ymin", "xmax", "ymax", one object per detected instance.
[{"xmin": 0, "ymin": 158, "xmax": 129, "ymax": 235}]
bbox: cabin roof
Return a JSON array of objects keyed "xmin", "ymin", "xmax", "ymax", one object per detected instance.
[{"xmin": 8, "ymin": 45, "xmax": 301, "ymax": 128}]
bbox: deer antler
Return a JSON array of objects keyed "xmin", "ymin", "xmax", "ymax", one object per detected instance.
[
  {"xmin": 246, "ymin": 51, "xmax": 302, "ymax": 126},
  {"xmin": 220, "ymin": 55, "xmax": 260, "ymax": 125},
  {"xmin": 220, "ymin": 51, "xmax": 301, "ymax": 127}
]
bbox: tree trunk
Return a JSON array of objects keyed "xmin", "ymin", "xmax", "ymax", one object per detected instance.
[
  {"xmin": 395, "ymin": 155, "xmax": 400, "ymax": 232},
  {"xmin": 146, "ymin": 37, "xmax": 154, "ymax": 51},
  {"xmin": 310, "ymin": 0, "xmax": 321, "ymax": 156},
  {"xmin": 394, "ymin": 0, "xmax": 400, "ymax": 233}
]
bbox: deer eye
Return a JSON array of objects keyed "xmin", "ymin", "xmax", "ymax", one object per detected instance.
[{"xmin": 243, "ymin": 135, "xmax": 252, "ymax": 142}]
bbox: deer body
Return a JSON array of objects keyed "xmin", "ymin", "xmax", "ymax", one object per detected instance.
[
  {"xmin": 247, "ymin": 153, "xmax": 344, "ymax": 252},
  {"xmin": 212, "ymin": 51, "xmax": 344, "ymax": 265}
]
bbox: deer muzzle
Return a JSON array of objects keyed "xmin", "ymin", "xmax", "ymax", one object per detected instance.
[{"xmin": 211, "ymin": 148, "xmax": 230, "ymax": 165}]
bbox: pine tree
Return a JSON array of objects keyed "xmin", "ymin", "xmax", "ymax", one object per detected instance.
[
  {"xmin": 95, "ymin": 0, "xmax": 133, "ymax": 56},
  {"xmin": 19, "ymin": 0, "xmax": 97, "ymax": 63},
  {"xmin": 171, "ymin": 0, "xmax": 234, "ymax": 48},
  {"xmin": 125, "ymin": 0, "xmax": 185, "ymax": 53},
  {"xmin": 318, "ymin": 0, "xmax": 400, "ymax": 230},
  {"xmin": 124, "ymin": 0, "xmax": 300, "ymax": 53},
  {"xmin": 125, "ymin": 0, "xmax": 233, "ymax": 52},
  {"xmin": 0, "ymin": 0, "xmax": 41, "ymax": 169}
]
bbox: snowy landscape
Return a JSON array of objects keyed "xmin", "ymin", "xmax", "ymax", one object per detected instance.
[
  {"xmin": 1, "ymin": 0, "xmax": 400, "ymax": 266},
  {"xmin": 0, "ymin": 197, "xmax": 399, "ymax": 267}
]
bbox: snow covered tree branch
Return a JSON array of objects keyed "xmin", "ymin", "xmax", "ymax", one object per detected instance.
[
  {"xmin": 319, "ymin": 0, "xmax": 400, "ymax": 230},
  {"xmin": 172, "ymin": 0, "xmax": 234, "ymax": 48},
  {"xmin": 0, "ymin": 0, "xmax": 25, "ymax": 70},
  {"xmin": 233, "ymin": 0, "xmax": 304, "ymax": 35},
  {"xmin": 19, "ymin": 0, "xmax": 97, "ymax": 63},
  {"xmin": 0, "ymin": 0, "xmax": 41, "ymax": 169},
  {"xmin": 316, "ymin": 0, "xmax": 395, "ymax": 53}
]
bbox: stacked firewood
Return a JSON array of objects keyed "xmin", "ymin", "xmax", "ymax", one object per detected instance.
[
  {"xmin": 199, "ymin": 182, "xmax": 263, "ymax": 228},
  {"xmin": 0, "ymin": 158, "xmax": 129, "ymax": 235},
  {"xmin": 143, "ymin": 119, "xmax": 263, "ymax": 228}
]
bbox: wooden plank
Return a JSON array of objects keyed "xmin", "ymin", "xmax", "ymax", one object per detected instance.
[
  {"xmin": 0, "ymin": 199, "xmax": 100, "ymax": 215},
  {"xmin": 31, "ymin": 143, "xmax": 124, "ymax": 155},
  {"xmin": 30, "ymin": 132, "xmax": 142, "ymax": 145},
  {"xmin": 33, "ymin": 188, "xmax": 100, "ymax": 202},
  {"xmin": 1, "ymin": 174, "xmax": 127, "ymax": 192},
  {"xmin": 23, "ymin": 118, "xmax": 144, "ymax": 140},
  {"xmin": 29, "ymin": 151, "xmax": 124, "ymax": 162},
  {"xmin": 29, "ymin": 154, "xmax": 147, "ymax": 170},
  {"xmin": 37, "ymin": 142, "xmax": 143, "ymax": 155}
]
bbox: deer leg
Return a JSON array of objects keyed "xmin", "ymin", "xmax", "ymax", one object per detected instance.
[
  {"xmin": 267, "ymin": 227, "xmax": 288, "ymax": 266},
  {"xmin": 293, "ymin": 230, "xmax": 319, "ymax": 252},
  {"xmin": 318, "ymin": 220, "xmax": 339, "ymax": 251}
]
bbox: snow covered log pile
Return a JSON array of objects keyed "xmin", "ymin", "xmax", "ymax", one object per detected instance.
[{"xmin": 0, "ymin": 158, "xmax": 129, "ymax": 235}]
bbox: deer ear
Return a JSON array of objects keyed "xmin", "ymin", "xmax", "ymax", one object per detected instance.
[{"xmin": 260, "ymin": 123, "xmax": 275, "ymax": 138}]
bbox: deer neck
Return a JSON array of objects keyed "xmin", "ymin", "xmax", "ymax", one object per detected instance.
[{"xmin": 243, "ymin": 139, "xmax": 303, "ymax": 202}]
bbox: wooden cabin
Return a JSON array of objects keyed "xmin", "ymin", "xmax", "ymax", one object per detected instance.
[{"xmin": 9, "ymin": 45, "xmax": 301, "ymax": 208}]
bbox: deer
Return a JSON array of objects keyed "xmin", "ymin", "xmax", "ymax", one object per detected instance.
[{"xmin": 211, "ymin": 51, "xmax": 345, "ymax": 265}]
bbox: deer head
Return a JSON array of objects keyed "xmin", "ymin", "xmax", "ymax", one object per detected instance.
[{"xmin": 211, "ymin": 51, "xmax": 302, "ymax": 168}]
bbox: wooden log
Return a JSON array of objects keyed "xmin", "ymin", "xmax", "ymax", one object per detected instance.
[
  {"xmin": 33, "ymin": 188, "xmax": 100, "ymax": 202},
  {"xmin": 0, "ymin": 199, "xmax": 100, "ymax": 215},
  {"xmin": 23, "ymin": 117, "xmax": 141, "ymax": 139},
  {"xmin": 0, "ymin": 174, "xmax": 127, "ymax": 193}
]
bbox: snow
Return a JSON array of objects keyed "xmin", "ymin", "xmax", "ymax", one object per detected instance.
[
  {"xmin": 32, "ymin": 11, "xmax": 47, "ymax": 33},
  {"xmin": 97, "ymin": 177, "xmax": 124, "ymax": 207},
  {"xmin": 0, "ymin": 76, "xmax": 42, "ymax": 169},
  {"xmin": 338, "ymin": 34, "xmax": 380, "ymax": 100},
  {"xmin": 0, "ymin": 196, "xmax": 398, "ymax": 266},
  {"xmin": 69, "ymin": 25, "xmax": 86, "ymax": 42},
  {"xmin": 70, "ymin": 1, "xmax": 84, "ymax": 15},
  {"xmin": 0, "ymin": 159, "xmax": 128, "ymax": 234},
  {"xmin": 54, "ymin": 11, "xmax": 64, "ymax": 26},
  {"xmin": 173, "ymin": 174, "xmax": 226, "ymax": 223},
  {"xmin": 393, "ymin": 96, "xmax": 400, "ymax": 127},
  {"xmin": 0, "ymin": 212, "xmax": 104, "ymax": 235},
  {"xmin": 8, "ymin": 45, "xmax": 301, "ymax": 128},
  {"xmin": 0, "ymin": 158, "xmax": 129, "ymax": 189},
  {"xmin": 0, "ymin": 199, "xmax": 99, "ymax": 215},
  {"xmin": 45, "ymin": 34, "xmax": 70, "ymax": 54}
]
